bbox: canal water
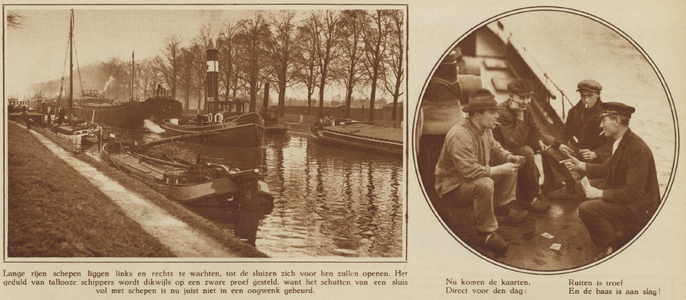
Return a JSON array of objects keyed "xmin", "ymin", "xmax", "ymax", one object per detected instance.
[{"xmin": 87, "ymin": 130, "xmax": 403, "ymax": 259}]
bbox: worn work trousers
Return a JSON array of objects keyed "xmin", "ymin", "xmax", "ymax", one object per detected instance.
[
  {"xmin": 508, "ymin": 145, "xmax": 540, "ymax": 202},
  {"xmin": 442, "ymin": 173, "xmax": 517, "ymax": 233},
  {"xmin": 540, "ymin": 147, "xmax": 574, "ymax": 187},
  {"xmin": 578, "ymin": 199, "xmax": 643, "ymax": 249}
]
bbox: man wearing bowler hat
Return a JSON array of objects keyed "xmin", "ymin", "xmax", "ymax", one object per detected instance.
[
  {"xmin": 540, "ymin": 79, "xmax": 612, "ymax": 194},
  {"xmin": 434, "ymin": 88, "xmax": 528, "ymax": 255},
  {"xmin": 562, "ymin": 102, "xmax": 660, "ymax": 260},
  {"xmin": 493, "ymin": 79, "xmax": 552, "ymax": 213}
]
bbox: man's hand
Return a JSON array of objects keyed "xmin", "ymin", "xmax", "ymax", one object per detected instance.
[
  {"xmin": 583, "ymin": 184, "xmax": 603, "ymax": 199},
  {"xmin": 579, "ymin": 149, "xmax": 597, "ymax": 161},
  {"xmin": 559, "ymin": 144, "xmax": 575, "ymax": 157},
  {"xmin": 538, "ymin": 140, "xmax": 549, "ymax": 152},
  {"xmin": 491, "ymin": 162, "xmax": 521, "ymax": 176},
  {"xmin": 508, "ymin": 154, "xmax": 526, "ymax": 165},
  {"xmin": 561, "ymin": 156, "xmax": 585, "ymax": 173}
]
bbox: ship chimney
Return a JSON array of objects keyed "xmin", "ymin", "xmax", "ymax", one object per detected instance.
[
  {"xmin": 206, "ymin": 42, "xmax": 218, "ymax": 112},
  {"xmin": 262, "ymin": 83, "xmax": 269, "ymax": 109}
]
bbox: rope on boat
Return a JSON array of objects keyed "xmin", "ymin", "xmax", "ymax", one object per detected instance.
[{"xmin": 497, "ymin": 21, "xmax": 574, "ymax": 119}]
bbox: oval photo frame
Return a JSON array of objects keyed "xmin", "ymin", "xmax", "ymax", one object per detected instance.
[{"xmin": 413, "ymin": 7, "xmax": 678, "ymax": 274}]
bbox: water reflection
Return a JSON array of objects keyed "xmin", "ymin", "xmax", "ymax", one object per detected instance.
[
  {"xmin": 260, "ymin": 134, "xmax": 403, "ymax": 258},
  {"xmin": 93, "ymin": 127, "xmax": 403, "ymax": 258}
]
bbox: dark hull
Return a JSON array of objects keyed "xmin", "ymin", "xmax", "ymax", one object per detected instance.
[
  {"xmin": 73, "ymin": 97, "xmax": 182, "ymax": 129},
  {"xmin": 52, "ymin": 123, "xmax": 100, "ymax": 145},
  {"xmin": 310, "ymin": 121, "xmax": 403, "ymax": 155},
  {"xmin": 265, "ymin": 124, "xmax": 290, "ymax": 135},
  {"xmin": 101, "ymin": 143, "xmax": 273, "ymax": 207},
  {"xmin": 160, "ymin": 113, "xmax": 265, "ymax": 147}
]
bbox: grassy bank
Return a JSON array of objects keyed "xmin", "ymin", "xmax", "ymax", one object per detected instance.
[{"xmin": 7, "ymin": 122, "xmax": 267, "ymax": 258}]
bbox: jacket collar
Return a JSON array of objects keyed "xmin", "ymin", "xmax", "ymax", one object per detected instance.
[
  {"xmin": 465, "ymin": 117, "xmax": 486, "ymax": 135},
  {"xmin": 614, "ymin": 127, "xmax": 634, "ymax": 154},
  {"xmin": 576, "ymin": 97, "xmax": 604, "ymax": 111}
]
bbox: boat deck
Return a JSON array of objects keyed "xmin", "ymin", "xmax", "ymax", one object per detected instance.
[
  {"xmin": 483, "ymin": 188, "xmax": 599, "ymax": 270},
  {"xmin": 323, "ymin": 123, "xmax": 403, "ymax": 143},
  {"xmin": 110, "ymin": 152, "xmax": 183, "ymax": 181}
]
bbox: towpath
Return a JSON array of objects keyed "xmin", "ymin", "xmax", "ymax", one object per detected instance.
[{"xmin": 17, "ymin": 122, "xmax": 237, "ymax": 258}]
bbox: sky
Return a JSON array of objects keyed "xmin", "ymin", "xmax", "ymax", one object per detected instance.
[
  {"xmin": 4, "ymin": 7, "xmax": 240, "ymax": 98},
  {"xmin": 4, "ymin": 5, "xmax": 401, "ymax": 102},
  {"xmin": 498, "ymin": 11, "xmax": 670, "ymax": 122}
]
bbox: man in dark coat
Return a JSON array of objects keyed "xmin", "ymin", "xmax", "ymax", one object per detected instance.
[
  {"xmin": 493, "ymin": 79, "xmax": 550, "ymax": 213},
  {"xmin": 563, "ymin": 102, "xmax": 660, "ymax": 260},
  {"xmin": 540, "ymin": 79, "xmax": 612, "ymax": 194},
  {"xmin": 21, "ymin": 108, "xmax": 31, "ymax": 130}
]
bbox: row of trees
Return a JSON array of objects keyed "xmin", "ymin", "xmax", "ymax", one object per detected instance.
[{"xmin": 33, "ymin": 9, "xmax": 406, "ymax": 121}]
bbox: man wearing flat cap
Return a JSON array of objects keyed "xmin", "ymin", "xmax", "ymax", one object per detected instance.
[
  {"xmin": 540, "ymin": 79, "xmax": 612, "ymax": 194},
  {"xmin": 493, "ymin": 79, "xmax": 552, "ymax": 214},
  {"xmin": 434, "ymin": 88, "xmax": 527, "ymax": 255},
  {"xmin": 562, "ymin": 102, "xmax": 660, "ymax": 260}
]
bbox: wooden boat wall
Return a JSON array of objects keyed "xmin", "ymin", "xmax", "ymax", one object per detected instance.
[
  {"xmin": 310, "ymin": 118, "xmax": 403, "ymax": 156},
  {"xmin": 102, "ymin": 136, "xmax": 274, "ymax": 208},
  {"xmin": 160, "ymin": 100, "xmax": 265, "ymax": 147},
  {"xmin": 417, "ymin": 20, "xmax": 570, "ymax": 201},
  {"xmin": 52, "ymin": 122, "xmax": 100, "ymax": 144},
  {"xmin": 73, "ymin": 94, "xmax": 182, "ymax": 129},
  {"xmin": 260, "ymin": 107, "xmax": 290, "ymax": 135}
]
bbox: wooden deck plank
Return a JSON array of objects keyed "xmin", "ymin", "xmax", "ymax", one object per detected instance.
[{"xmin": 324, "ymin": 123, "xmax": 403, "ymax": 143}]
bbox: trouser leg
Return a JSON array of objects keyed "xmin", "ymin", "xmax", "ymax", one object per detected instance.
[
  {"xmin": 509, "ymin": 146, "xmax": 539, "ymax": 202},
  {"xmin": 541, "ymin": 148, "xmax": 578, "ymax": 191},
  {"xmin": 451, "ymin": 177, "xmax": 499, "ymax": 233},
  {"xmin": 578, "ymin": 200, "xmax": 641, "ymax": 249},
  {"xmin": 492, "ymin": 171, "xmax": 517, "ymax": 208}
]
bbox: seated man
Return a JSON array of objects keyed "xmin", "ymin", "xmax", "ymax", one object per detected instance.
[
  {"xmin": 562, "ymin": 102, "xmax": 660, "ymax": 260},
  {"xmin": 541, "ymin": 79, "xmax": 612, "ymax": 194},
  {"xmin": 434, "ymin": 89, "xmax": 527, "ymax": 255},
  {"xmin": 493, "ymin": 79, "xmax": 551, "ymax": 213}
]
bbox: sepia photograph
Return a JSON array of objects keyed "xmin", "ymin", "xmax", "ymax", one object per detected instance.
[
  {"xmin": 416, "ymin": 9, "xmax": 676, "ymax": 272},
  {"xmin": 5, "ymin": 5, "xmax": 406, "ymax": 260},
  {"xmin": 2, "ymin": 1, "xmax": 685, "ymax": 299}
]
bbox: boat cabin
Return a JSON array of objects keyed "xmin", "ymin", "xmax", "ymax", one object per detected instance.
[
  {"xmin": 260, "ymin": 107, "xmax": 279, "ymax": 126},
  {"xmin": 205, "ymin": 99, "xmax": 248, "ymax": 123},
  {"xmin": 163, "ymin": 170, "xmax": 188, "ymax": 185}
]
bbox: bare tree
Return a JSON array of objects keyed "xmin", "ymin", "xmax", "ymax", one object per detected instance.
[
  {"xmin": 293, "ymin": 23, "xmax": 320, "ymax": 115},
  {"xmin": 7, "ymin": 11, "xmax": 24, "ymax": 29},
  {"xmin": 361, "ymin": 10, "xmax": 390, "ymax": 122},
  {"xmin": 266, "ymin": 11, "xmax": 299, "ymax": 116},
  {"xmin": 162, "ymin": 35, "xmax": 183, "ymax": 102},
  {"xmin": 218, "ymin": 19, "xmax": 239, "ymax": 100},
  {"xmin": 308, "ymin": 10, "xmax": 343, "ymax": 118},
  {"xmin": 235, "ymin": 13, "xmax": 271, "ymax": 112},
  {"xmin": 337, "ymin": 10, "xmax": 366, "ymax": 118},
  {"xmin": 192, "ymin": 24, "xmax": 213, "ymax": 111},
  {"xmin": 151, "ymin": 55, "xmax": 169, "ymax": 97},
  {"xmin": 139, "ymin": 58, "xmax": 163, "ymax": 99},
  {"xmin": 381, "ymin": 10, "xmax": 404, "ymax": 121},
  {"xmin": 177, "ymin": 46, "xmax": 194, "ymax": 110}
]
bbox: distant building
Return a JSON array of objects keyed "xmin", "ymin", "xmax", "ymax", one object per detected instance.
[{"xmin": 383, "ymin": 101, "xmax": 404, "ymax": 121}]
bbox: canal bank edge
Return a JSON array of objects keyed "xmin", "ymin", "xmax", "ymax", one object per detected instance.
[{"xmin": 6, "ymin": 121, "xmax": 267, "ymax": 258}]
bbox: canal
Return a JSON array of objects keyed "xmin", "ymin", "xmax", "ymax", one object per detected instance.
[{"xmin": 89, "ymin": 129, "xmax": 404, "ymax": 259}]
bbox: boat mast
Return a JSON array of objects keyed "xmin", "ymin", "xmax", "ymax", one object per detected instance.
[
  {"xmin": 131, "ymin": 51, "xmax": 134, "ymax": 101},
  {"xmin": 68, "ymin": 9, "xmax": 74, "ymax": 121}
]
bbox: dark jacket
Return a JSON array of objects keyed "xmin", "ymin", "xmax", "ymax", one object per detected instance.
[
  {"xmin": 586, "ymin": 128, "xmax": 661, "ymax": 224},
  {"xmin": 494, "ymin": 98, "xmax": 544, "ymax": 151},
  {"xmin": 554, "ymin": 99, "xmax": 611, "ymax": 162}
]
